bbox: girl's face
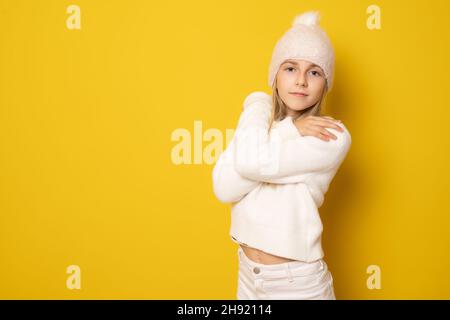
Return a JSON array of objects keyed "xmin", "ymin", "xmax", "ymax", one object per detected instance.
[{"xmin": 276, "ymin": 59, "xmax": 326, "ymax": 117}]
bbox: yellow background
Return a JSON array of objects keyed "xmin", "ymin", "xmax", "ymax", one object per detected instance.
[{"xmin": 1, "ymin": 0, "xmax": 449, "ymax": 299}]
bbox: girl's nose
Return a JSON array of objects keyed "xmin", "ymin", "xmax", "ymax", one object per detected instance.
[{"xmin": 296, "ymin": 74, "xmax": 307, "ymax": 87}]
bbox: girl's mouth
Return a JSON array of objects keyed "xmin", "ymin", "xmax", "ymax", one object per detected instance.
[{"xmin": 290, "ymin": 93, "xmax": 308, "ymax": 97}]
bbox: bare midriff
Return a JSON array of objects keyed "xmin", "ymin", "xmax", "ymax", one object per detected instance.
[{"xmin": 240, "ymin": 244, "xmax": 298, "ymax": 265}]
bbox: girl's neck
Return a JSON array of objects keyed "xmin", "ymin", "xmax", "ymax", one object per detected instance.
[{"xmin": 286, "ymin": 109, "xmax": 302, "ymax": 121}]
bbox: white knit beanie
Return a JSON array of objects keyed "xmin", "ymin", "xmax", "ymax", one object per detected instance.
[{"xmin": 268, "ymin": 11, "xmax": 335, "ymax": 92}]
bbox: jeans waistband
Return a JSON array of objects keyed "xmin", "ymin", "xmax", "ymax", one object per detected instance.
[{"xmin": 237, "ymin": 246, "xmax": 326, "ymax": 280}]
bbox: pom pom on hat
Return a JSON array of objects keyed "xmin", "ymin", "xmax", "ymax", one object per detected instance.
[
  {"xmin": 292, "ymin": 11, "xmax": 320, "ymax": 27},
  {"xmin": 268, "ymin": 10, "xmax": 335, "ymax": 92}
]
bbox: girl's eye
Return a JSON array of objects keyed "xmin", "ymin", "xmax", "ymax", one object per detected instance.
[{"xmin": 285, "ymin": 67, "xmax": 321, "ymax": 76}]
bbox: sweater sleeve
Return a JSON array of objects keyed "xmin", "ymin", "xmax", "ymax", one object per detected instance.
[
  {"xmin": 212, "ymin": 136, "xmax": 261, "ymax": 204},
  {"xmin": 233, "ymin": 91, "xmax": 352, "ymax": 182}
]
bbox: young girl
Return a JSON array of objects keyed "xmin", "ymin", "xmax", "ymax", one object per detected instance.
[{"xmin": 212, "ymin": 11, "xmax": 352, "ymax": 300}]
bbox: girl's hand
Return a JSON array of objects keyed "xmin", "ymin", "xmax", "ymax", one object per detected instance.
[{"xmin": 293, "ymin": 115, "xmax": 344, "ymax": 141}]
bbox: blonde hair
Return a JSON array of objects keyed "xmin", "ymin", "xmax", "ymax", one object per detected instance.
[{"xmin": 268, "ymin": 74, "xmax": 329, "ymax": 131}]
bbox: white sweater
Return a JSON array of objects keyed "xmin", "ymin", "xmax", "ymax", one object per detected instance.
[{"xmin": 212, "ymin": 91, "xmax": 352, "ymax": 262}]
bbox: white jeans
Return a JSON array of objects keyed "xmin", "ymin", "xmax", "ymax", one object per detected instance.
[{"xmin": 236, "ymin": 246, "xmax": 336, "ymax": 300}]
